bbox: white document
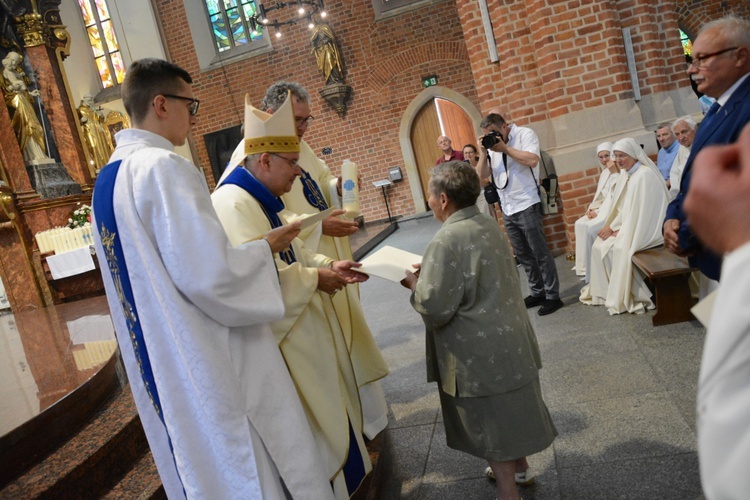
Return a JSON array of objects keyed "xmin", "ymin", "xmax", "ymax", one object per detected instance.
[
  {"xmin": 358, "ymin": 245, "xmax": 422, "ymax": 282},
  {"xmin": 691, "ymin": 288, "xmax": 718, "ymax": 327},
  {"xmin": 298, "ymin": 207, "xmax": 336, "ymax": 229}
]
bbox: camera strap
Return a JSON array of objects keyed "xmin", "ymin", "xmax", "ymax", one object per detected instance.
[{"xmin": 494, "ymin": 152, "xmax": 509, "ymax": 190}]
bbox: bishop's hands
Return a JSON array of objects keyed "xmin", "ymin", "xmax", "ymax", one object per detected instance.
[
  {"xmin": 318, "ymin": 260, "xmax": 369, "ymax": 295},
  {"xmin": 685, "ymin": 122, "xmax": 750, "ymax": 255},
  {"xmin": 322, "ymin": 209, "xmax": 359, "ymax": 237},
  {"xmin": 264, "ymin": 222, "xmax": 301, "ymax": 253}
]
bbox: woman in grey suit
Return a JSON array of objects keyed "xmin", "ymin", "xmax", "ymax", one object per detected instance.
[{"xmin": 401, "ymin": 161, "xmax": 556, "ymax": 500}]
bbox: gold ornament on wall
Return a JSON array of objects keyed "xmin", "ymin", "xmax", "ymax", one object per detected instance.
[
  {"xmin": 1, "ymin": 50, "xmax": 50, "ymax": 163},
  {"xmin": 77, "ymin": 96, "xmax": 114, "ymax": 171},
  {"xmin": 310, "ymin": 23, "xmax": 351, "ymax": 117}
]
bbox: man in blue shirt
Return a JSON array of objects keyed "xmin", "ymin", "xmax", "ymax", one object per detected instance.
[{"xmin": 656, "ymin": 122, "xmax": 680, "ymax": 184}]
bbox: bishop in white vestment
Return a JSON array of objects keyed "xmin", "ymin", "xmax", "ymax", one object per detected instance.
[{"xmin": 212, "ymin": 94, "xmax": 371, "ymax": 499}]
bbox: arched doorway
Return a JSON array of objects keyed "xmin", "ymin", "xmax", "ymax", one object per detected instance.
[{"xmin": 399, "ymin": 88, "xmax": 482, "ymax": 211}]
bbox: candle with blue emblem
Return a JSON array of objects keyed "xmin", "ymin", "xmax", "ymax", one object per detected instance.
[{"xmin": 341, "ymin": 159, "xmax": 360, "ymax": 218}]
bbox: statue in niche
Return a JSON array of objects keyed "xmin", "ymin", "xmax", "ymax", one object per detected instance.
[
  {"xmin": 78, "ymin": 95, "xmax": 113, "ymax": 170},
  {"xmin": 1, "ymin": 50, "xmax": 49, "ymax": 163},
  {"xmin": 311, "ymin": 23, "xmax": 345, "ymax": 85}
]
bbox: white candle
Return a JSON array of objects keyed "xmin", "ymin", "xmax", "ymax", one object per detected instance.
[{"xmin": 341, "ymin": 159, "xmax": 360, "ymax": 218}]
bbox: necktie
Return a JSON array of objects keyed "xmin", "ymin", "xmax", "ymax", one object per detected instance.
[{"xmin": 701, "ymin": 101, "xmax": 721, "ymax": 129}]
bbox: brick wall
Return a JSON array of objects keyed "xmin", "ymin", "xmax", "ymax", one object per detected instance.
[
  {"xmin": 153, "ymin": 0, "xmax": 745, "ymax": 254},
  {"xmin": 155, "ymin": 0, "xmax": 478, "ymax": 222}
]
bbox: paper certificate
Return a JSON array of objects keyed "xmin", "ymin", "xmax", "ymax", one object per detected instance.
[
  {"xmin": 298, "ymin": 207, "xmax": 336, "ymax": 229},
  {"xmin": 358, "ymin": 245, "xmax": 422, "ymax": 282}
]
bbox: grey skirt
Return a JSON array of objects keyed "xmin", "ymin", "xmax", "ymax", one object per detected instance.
[{"xmin": 437, "ymin": 378, "xmax": 557, "ymax": 462}]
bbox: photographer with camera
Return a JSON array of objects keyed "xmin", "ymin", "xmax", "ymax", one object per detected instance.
[{"xmin": 476, "ymin": 112, "xmax": 563, "ymax": 316}]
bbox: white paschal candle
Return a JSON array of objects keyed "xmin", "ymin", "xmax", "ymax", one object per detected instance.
[{"xmin": 341, "ymin": 159, "xmax": 360, "ymax": 218}]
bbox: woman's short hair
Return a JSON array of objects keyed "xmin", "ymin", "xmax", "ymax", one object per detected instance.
[
  {"xmin": 462, "ymin": 143, "xmax": 478, "ymax": 154},
  {"xmin": 121, "ymin": 58, "xmax": 193, "ymax": 124},
  {"xmin": 429, "ymin": 161, "xmax": 480, "ymax": 210}
]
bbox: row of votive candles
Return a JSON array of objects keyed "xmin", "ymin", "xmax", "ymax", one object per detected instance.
[{"xmin": 35, "ymin": 226, "xmax": 95, "ymax": 254}]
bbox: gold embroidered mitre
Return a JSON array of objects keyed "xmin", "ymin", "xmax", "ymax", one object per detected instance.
[{"xmin": 243, "ymin": 92, "xmax": 299, "ymax": 155}]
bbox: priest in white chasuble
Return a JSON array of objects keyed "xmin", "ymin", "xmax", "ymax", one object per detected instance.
[
  {"xmin": 580, "ymin": 138, "xmax": 668, "ymax": 314},
  {"xmin": 265, "ymin": 82, "xmax": 389, "ymax": 439},
  {"xmin": 212, "ymin": 93, "xmax": 372, "ymax": 499},
  {"xmin": 92, "ymin": 59, "xmax": 332, "ymax": 499}
]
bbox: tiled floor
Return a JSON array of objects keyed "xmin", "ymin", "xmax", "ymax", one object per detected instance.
[{"xmin": 359, "ymin": 215, "xmax": 705, "ymax": 500}]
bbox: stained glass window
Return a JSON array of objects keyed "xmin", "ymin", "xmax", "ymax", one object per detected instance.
[
  {"xmin": 680, "ymin": 29, "xmax": 692, "ymax": 57},
  {"xmin": 78, "ymin": 0, "xmax": 125, "ymax": 88},
  {"xmin": 204, "ymin": 0, "xmax": 263, "ymax": 52}
]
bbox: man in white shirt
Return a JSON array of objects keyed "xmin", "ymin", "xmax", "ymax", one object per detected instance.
[
  {"xmin": 476, "ymin": 112, "xmax": 563, "ymax": 316},
  {"xmin": 91, "ymin": 58, "xmax": 332, "ymax": 499},
  {"xmin": 667, "ymin": 116, "xmax": 697, "ymax": 201},
  {"xmin": 685, "ymin": 122, "xmax": 750, "ymax": 500}
]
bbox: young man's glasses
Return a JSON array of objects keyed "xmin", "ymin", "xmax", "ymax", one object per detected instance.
[{"xmin": 163, "ymin": 94, "xmax": 200, "ymax": 115}]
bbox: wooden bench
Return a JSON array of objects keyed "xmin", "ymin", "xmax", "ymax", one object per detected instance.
[{"xmin": 632, "ymin": 245, "xmax": 697, "ymax": 326}]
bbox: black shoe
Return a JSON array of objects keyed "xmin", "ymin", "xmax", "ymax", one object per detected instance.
[
  {"xmin": 538, "ymin": 298, "xmax": 564, "ymax": 316},
  {"xmin": 524, "ymin": 295, "xmax": 546, "ymax": 308}
]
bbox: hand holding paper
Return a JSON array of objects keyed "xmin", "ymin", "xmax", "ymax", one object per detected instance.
[{"xmin": 357, "ymin": 245, "xmax": 422, "ymax": 282}]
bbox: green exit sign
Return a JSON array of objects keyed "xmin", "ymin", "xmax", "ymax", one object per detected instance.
[{"xmin": 422, "ymin": 75, "xmax": 438, "ymax": 88}]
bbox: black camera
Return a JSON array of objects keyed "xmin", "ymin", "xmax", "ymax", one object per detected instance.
[{"xmin": 481, "ymin": 130, "xmax": 502, "ymax": 149}]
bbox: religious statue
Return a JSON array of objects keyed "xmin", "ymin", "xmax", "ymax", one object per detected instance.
[
  {"xmin": 1, "ymin": 50, "xmax": 49, "ymax": 163},
  {"xmin": 311, "ymin": 24, "xmax": 345, "ymax": 85},
  {"xmin": 78, "ymin": 95, "xmax": 113, "ymax": 170}
]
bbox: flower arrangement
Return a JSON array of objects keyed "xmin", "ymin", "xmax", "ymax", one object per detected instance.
[{"xmin": 67, "ymin": 203, "xmax": 92, "ymax": 229}]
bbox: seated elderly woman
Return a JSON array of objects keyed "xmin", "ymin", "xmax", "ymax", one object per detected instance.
[
  {"xmin": 574, "ymin": 142, "xmax": 619, "ymax": 277},
  {"xmin": 579, "ymin": 138, "xmax": 668, "ymax": 314},
  {"xmin": 401, "ymin": 161, "xmax": 557, "ymax": 500}
]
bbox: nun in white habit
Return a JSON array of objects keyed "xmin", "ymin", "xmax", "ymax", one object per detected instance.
[
  {"xmin": 574, "ymin": 142, "xmax": 619, "ymax": 276},
  {"xmin": 580, "ymin": 138, "xmax": 668, "ymax": 314}
]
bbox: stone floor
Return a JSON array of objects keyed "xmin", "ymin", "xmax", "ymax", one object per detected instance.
[{"xmin": 357, "ymin": 214, "xmax": 706, "ymax": 500}]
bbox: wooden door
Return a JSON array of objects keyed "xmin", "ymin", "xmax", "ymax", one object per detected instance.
[
  {"xmin": 410, "ymin": 101, "xmax": 441, "ymax": 203},
  {"xmin": 436, "ymin": 98, "xmax": 477, "ymax": 152}
]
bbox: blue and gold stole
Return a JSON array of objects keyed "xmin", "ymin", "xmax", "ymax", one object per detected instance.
[
  {"xmin": 300, "ymin": 167, "xmax": 329, "ymax": 211},
  {"xmin": 220, "ymin": 167, "xmax": 296, "ymax": 264},
  {"xmin": 92, "ymin": 159, "xmax": 184, "ymax": 490}
]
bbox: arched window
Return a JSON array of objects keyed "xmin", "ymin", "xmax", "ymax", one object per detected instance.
[
  {"xmin": 77, "ymin": 0, "xmax": 125, "ymax": 89},
  {"xmin": 205, "ymin": 0, "xmax": 264, "ymax": 52},
  {"xmin": 680, "ymin": 29, "xmax": 692, "ymax": 57}
]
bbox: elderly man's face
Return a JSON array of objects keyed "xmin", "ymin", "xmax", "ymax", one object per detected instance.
[
  {"xmin": 687, "ymin": 27, "xmax": 745, "ymax": 98},
  {"xmin": 255, "ymin": 152, "xmax": 301, "ymax": 196},
  {"xmin": 613, "ymin": 151, "xmax": 637, "ymax": 171},
  {"xmin": 673, "ymin": 121, "xmax": 696, "ymax": 148},
  {"xmin": 437, "ymin": 136, "xmax": 452, "ymax": 152},
  {"xmin": 656, "ymin": 127, "xmax": 676, "ymax": 149}
]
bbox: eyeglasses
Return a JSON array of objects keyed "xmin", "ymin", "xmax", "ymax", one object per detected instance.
[
  {"xmin": 689, "ymin": 47, "xmax": 738, "ymax": 69},
  {"xmin": 268, "ymin": 152, "xmax": 300, "ymax": 169},
  {"xmin": 295, "ymin": 115, "xmax": 314, "ymax": 126},
  {"xmin": 162, "ymin": 94, "xmax": 200, "ymax": 115}
]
